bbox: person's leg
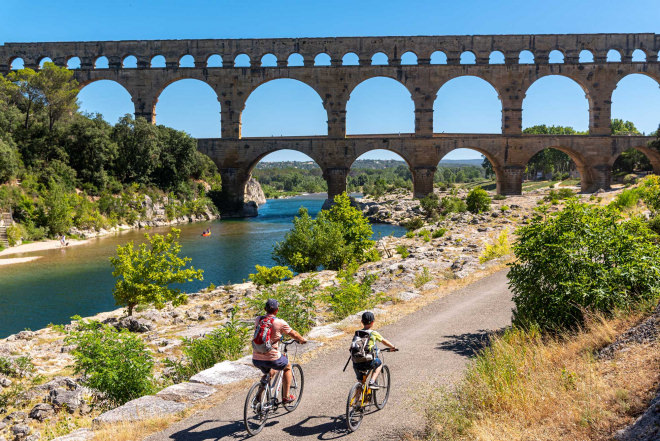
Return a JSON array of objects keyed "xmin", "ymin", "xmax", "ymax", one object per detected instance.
[
  {"xmin": 281, "ymin": 363, "xmax": 293, "ymax": 399},
  {"xmin": 369, "ymin": 358, "xmax": 383, "ymax": 385}
]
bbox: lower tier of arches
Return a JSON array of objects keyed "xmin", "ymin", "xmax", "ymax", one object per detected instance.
[{"xmin": 197, "ymin": 135, "xmax": 660, "ymax": 216}]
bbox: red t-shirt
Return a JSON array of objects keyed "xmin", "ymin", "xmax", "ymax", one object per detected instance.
[{"xmin": 252, "ymin": 314, "xmax": 292, "ymax": 361}]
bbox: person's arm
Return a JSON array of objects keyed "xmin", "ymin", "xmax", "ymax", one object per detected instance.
[
  {"xmin": 287, "ymin": 329, "xmax": 307, "ymax": 344},
  {"xmin": 381, "ymin": 337, "xmax": 396, "ymax": 350}
]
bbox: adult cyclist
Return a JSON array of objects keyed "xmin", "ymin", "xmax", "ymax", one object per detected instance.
[{"xmin": 251, "ymin": 299, "xmax": 307, "ymax": 403}]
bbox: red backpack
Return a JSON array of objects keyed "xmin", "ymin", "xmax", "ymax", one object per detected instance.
[{"xmin": 252, "ymin": 315, "xmax": 276, "ymax": 353}]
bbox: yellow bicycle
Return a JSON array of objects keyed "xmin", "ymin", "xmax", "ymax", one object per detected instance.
[{"xmin": 345, "ymin": 348, "xmax": 397, "ymax": 432}]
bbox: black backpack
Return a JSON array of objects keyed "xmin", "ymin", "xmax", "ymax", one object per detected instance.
[{"xmin": 349, "ymin": 330, "xmax": 374, "ymax": 363}]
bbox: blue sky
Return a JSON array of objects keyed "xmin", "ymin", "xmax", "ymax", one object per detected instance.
[{"xmin": 2, "ymin": 0, "xmax": 659, "ymax": 162}]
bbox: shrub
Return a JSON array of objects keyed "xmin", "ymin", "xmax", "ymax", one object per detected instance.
[
  {"xmin": 623, "ymin": 174, "xmax": 637, "ymax": 185},
  {"xmin": 479, "ymin": 229, "xmax": 512, "ymax": 263},
  {"xmin": 638, "ymin": 175, "xmax": 660, "ymax": 214},
  {"xmin": 66, "ymin": 319, "xmax": 155, "ymax": 406},
  {"xmin": 440, "ymin": 196, "xmax": 467, "ymax": 214},
  {"xmin": 414, "ymin": 267, "xmax": 433, "ymax": 288},
  {"xmin": 466, "ymin": 187, "xmax": 491, "ymax": 214},
  {"xmin": 403, "ymin": 217, "xmax": 424, "ymax": 231},
  {"xmin": 324, "ymin": 265, "xmax": 380, "ymax": 320},
  {"xmin": 493, "ymin": 194, "xmax": 506, "ymax": 201},
  {"xmin": 500, "ymin": 205, "xmax": 510, "ymax": 212},
  {"xmin": 6, "ymin": 224, "xmax": 23, "ymax": 246},
  {"xmin": 396, "ymin": 244, "xmax": 410, "ymax": 258},
  {"xmin": 166, "ymin": 309, "xmax": 250, "ymax": 382},
  {"xmin": 364, "ymin": 247, "xmax": 381, "ymax": 262},
  {"xmin": 248, "ymin": 265, "xmax": 293, "ymax": 286},
  {"xmin": 110, "ymin": 228, "xmax": 203, "ymax": 315},
  {"xmin": 249, "ymin": 278, "xmax": 318, "ymax": 335},
  {"xmin": 611, "ymin": 188, "xmax": 640, "ymax": 211},
  {"xmin": 419, "ymin": 193, "xmax": 439, "ymax": 218},
  {"xmin": 432, "ymin": 228, "xmax": 447, "ymax": 238},
  {"xmin": 0, "ymin": 356, "xmax": 34, "ymax": 378},
  {"xmin": 418, "ymin": 229, "xmax": 431, "ymax": 242},
  {"xmin": 508, "ymin": 201, "xmax": 660, "ymax": 331},
  {"xmin": 405, "ymin": 231, "xmax": 415, "ymax": 239},
  {"xmin": 273, "ymin": 193, "xmax": 375, "ymax": 272}
]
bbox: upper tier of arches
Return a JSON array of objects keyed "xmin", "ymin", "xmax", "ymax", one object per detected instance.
[{"xmin": 3, "ymin": 34, "xmax": 658, "ymax": 71}]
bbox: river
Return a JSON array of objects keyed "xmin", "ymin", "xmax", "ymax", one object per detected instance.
[{"xmin": 0, "ymin": 194, "xmax": 406, "ymax": 338}]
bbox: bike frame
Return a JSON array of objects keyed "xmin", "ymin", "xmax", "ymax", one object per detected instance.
[{"xmin": 259, "ymin": 339, "xmax": 296, "ymax": 407}]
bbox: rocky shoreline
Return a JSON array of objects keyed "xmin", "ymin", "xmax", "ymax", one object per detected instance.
[{"xmin": 0, "ymin": 183, "xmax": 645, "ymax": 441}]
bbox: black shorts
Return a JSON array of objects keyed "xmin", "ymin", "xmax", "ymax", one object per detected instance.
[{"xmin": 252, "ymin": 355, "xmax": 289, "ymax": 374}]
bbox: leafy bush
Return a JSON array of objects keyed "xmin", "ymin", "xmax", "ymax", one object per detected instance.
[
  {"xmin": 419, "ymin": 193, "xmax": 439, "ymax": 218},
  {"xmin": 432, "ymin": 228, "xmax": 447, "ymax": 238},
  {"xmin": 396, "ymin": 244, "xmax": 410, "ymax": 258},
  {"xmin": 166, "ymin": 309, "xmax": 250, "ymax": 382},
  {"xmin": 66, "ymin": 319, "xmax": 155, "ymax": 406},
  {"xmin": 110, "ymin": 228, "xmax": 203, "ymax": 315},
  {"xmin": 611, "ymin": 188, "xmax": 640, "ymax": 210},
  {"xmin": 500, "ymin": 205, "xmax": 510, "ymax": 212},
  {"xmin": 0, "ymin": 356, "xmax": 34, "ymax": 378},
  {"xmin": 248, "ymin": 265, "xmax": 293, "ymax": 286},
  {"xmin": 418, "ymin": 229, "xmax": 431, "ymax": 242},
  {"xmin": 249, "ymin": 278, "xmax": 318, "ymax": 335},
  {"xmin": 364, "ymin": 247, "xmax": 381, "ymax": 262},
  {"xmin": 405, "ymin": 231, "xmax": 415, "ymax": 239},
  {"xmin": 403, "ymin": 217, "xmax": 424, "ymax": 231},
  {"xmin": 273, "ymin": 193, "xmax": 375, "ymax": 272},
  {"xmin": 508, "ymin": 201, "xmax": 660, "ymax": 330},
  {"xmin": 6, "ymin": 224, "xmax": 23, "ymax": 246},
  {"xmin": 323, "ymin": 265, "xmax": 380, "ymax": 320},
  {"xmin": 493, "ymin": 194, "xmax": 506, "ymax": 201},
  {"xmin": 638, "ymin": 175, "xmax": 660, "ymax": 214},
  {"xmin": 439, "ymin": 196, "xmax": 467, "ymax": 214},
  {"xmin": 466, "ymin": 187, "xmax": 491, "ymax": 214},
  {"xmin": 479, "ymin": 229, "xmax": 512, "ymax": 263},
  {"xmin": 414, "ymin": 267, "xmax": 433, "ymax": 288},
  {"xmin": 623, "ymin": 174, "xmax": 638, "ymax": 185}
]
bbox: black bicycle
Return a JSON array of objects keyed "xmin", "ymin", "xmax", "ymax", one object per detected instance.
[
  {"xmin": 243, "ymin": 340, "xmax": 305, "ymax": 436},
  {"xmin": 345, "ymin": 347, "xmax": 398, "ymax": 432}
]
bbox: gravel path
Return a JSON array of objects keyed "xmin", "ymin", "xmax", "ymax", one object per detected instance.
[{"xmin": 146, "ymin": 269, "xmax": 514, "ymax": 441}]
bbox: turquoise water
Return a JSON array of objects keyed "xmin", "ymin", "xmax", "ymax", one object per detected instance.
[{"xmin": 0, "ymin": 195, "xmax": 405, "ymax": 338}]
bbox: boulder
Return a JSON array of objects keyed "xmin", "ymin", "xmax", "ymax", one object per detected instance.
[
  {"xmin": 189, "ymin": 361, "xmax": 261, "ymax": 386},
  {"xmin": 3, "ymin": 411, "xmax": 27, "ymax": 423},
  {"xmin": 51, "ymin": 429, "xmax": 93, "ymax": 441},
  {"xmin": 156, "ymin": 382, "xmax": 216, "ymax": 403},
  {"xmin": 114, "ymin": 317, "xmax": 153, "ymax": 333},
  {"xmin": 11, "ymin": 424, "xmax": 30, "ymax": 438},
  {"xmin": 37, "ymin": 377, "xmax": 78, "ymax": 392},
  {"xmin": 307, "ymin": 325, "xmax": 343, "ymax": 339},
  {"xmin": 49, "ymin": 388, "xmax": 83, "ymax": 413},
  {"xmin": 244, "ymin": 177, "xmax": 266, "ymax": 206},
  {"xmin": 93, "ymin": 396, "xmax": 186, "ymax": 425},
  {"xmin": 0, "ymin": 377, "xmax": 11, "ymax": 388},
  {"xmin": 28, "ymin": 404, "xmax": 54, "ymax": 422}
]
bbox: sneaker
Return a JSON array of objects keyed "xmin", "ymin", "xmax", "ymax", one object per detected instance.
[
  {"xmin": 283, "ymin": 394, "xmax": 297, "ymax": 404},
  {"xmin": 368, "ymin": 381, "xmax": 380, "ymax": 390}
]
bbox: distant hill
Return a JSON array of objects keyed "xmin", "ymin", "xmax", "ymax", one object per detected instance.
[{"xmin": 255, "ymin": 158, "xmax": 484, "ymax": 170}]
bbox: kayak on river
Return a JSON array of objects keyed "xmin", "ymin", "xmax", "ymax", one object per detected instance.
[{"xmin": 202, "ymin": 228, "xmax": 211, "ymax": 237}]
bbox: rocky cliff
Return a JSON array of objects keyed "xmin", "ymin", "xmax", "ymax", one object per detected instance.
[{"xmin": 244, "ymin": 177, "xmax": 266, "ymax": 206}]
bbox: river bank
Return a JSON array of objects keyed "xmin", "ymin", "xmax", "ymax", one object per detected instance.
[{"xmin": 0, "ymin": 185, "xmax": 565, "ymax": 440}]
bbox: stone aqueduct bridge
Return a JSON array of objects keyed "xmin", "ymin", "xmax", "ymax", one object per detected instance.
[{"xmin": 2, "ymin": 34, "xmax": 659, "ymax": 215}]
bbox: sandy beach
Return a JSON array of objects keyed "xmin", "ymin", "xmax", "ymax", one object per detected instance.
[{"xmin": 0, "ymin": 239, "xmax": 90, "ymax": 259}]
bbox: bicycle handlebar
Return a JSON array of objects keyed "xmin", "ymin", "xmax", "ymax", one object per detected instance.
[{"xmin": 381, "ymin": 348, "xmax": 399, "ymax": 352}]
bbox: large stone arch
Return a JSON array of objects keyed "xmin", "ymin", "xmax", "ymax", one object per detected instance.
[
  {"xmin": 437, "ymin": 146, "xmax": 506, "ymax": 194},
  {"xmin": 609, "ymin": 144, "xmax": 660, "ymax": 175},
  {"xmin": 519, "ymin": 144, "xmax": 595, "ymax": 192},
  {"xmin": 77, "ymin": 79, "xmax": 135, "ymax": 123},
  {"xmin": 240, "ymin": 78, "xmax": 328, "ymax": 137},
  {"xmin": 522, "ymin": 74, "xmax": 591, "ymax": 132}
]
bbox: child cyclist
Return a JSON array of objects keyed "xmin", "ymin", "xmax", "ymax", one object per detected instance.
[{"xmin": 351, "ymin": 311, "xmax": 397, "ymax": 389}]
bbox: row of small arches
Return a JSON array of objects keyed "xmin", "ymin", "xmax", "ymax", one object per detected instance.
[{"xmin": 10, "ymin": 48, "xmax": 656, "ymax": 70}]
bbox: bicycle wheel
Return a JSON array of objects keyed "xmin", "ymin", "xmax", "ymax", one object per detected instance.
[
  {"xmin": 283, "ymin": 364, "xmax": 304, "ymax": 411},
  {"xmin": 373, "ymin": 365, "xmax": 391, "ymax": 410},
  {"xmin": 346, "ymin": 383, "xmax": 364, "ymax": 432},
  {"xmin": 244, "ymin": 382, "xmax": 269, "ymax": 436}
]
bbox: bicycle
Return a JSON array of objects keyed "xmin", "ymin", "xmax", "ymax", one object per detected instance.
[
  {"xmin": 244, "ymin": 340, "xmax": 305, "ymax": 436},
  {"xmin": 345, "ymin": 347, "xmax": 398, "ymax": 432}
]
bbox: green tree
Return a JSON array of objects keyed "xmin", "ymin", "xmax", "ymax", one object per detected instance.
[
  {"xmin": 42, "ymin": 180, "xmax": 72, "ymax": 235},
  {"xmin": 152, "ymin": 126, "xmax": 198, "ymax": 189},
  {"xmin": 610, "ymin": 118, "xmax": 640, "ymax": 135},
  {"xmin": 273, "ymin": 193, "xmax": 375, "ymax": 272},
  {"xmin": 64, "ymin": 114, "xmax": 117, "ymax": 190},
  {"xmin": 0, "ymin": 139, "xmax": 22, "ymax": 183},
  {"xmin": 419, "ymin": 193, "xmax": 439, "ymax": 218},
  {"xmin": 466, "ymin": 187, "xmax": 491, "ymax": 213},
  {"xmin": 7, "ymin": 68, "xmax": 44, "ymax": 129},
  {"xmin": 112, "ymin": 115, "xmax": 161, "ymax": 184},
  {"xmin": 109, "ymin": 228, "xmax": 204, "ymax": 315},
  {"xmin": 66, "ymin": 319, "xmax": 155, "ymax": 406},
  {"xmin": 36, "ymin": 63, "xmax": 79, "ymax": 130},
  {"xmin": 509, "ymin": 201, "xmax": 660, "ymax": 331}
]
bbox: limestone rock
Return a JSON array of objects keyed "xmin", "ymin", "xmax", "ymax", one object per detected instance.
[
  {"xmin": 189, "ymin": 361, "xmax": 261, "ymax": 386},
  {"xmin": 51, "ymin": 429, "xmax": 93, "ymax": 441},
  {"xmin": 0, "ymin": 377, "xmax": 11, "ymax": 388},
  {"xmin": 49, "ymin": 388, "xmax": 83, "ymax": 413},
  {"xmin": 244, "ymin": 177, "xmax": 266, "ymax": 206},
  {"xmin": 28, "ymin": 404, "xmax": 54, "ymax": 422},
  {"xmin": 3, "ymin": 411, "xmax": 27, "ymax": 423},
  {"xmin": 308, "ymin": 325, "xmax": 343, "ymax": 339},
  {"xmin": 156, "ymin": 382, "xmax": 216, "ymax": 403},
  {"xmin": 11, "ymin": 423, "xmax": 30, "ymax": 438},
  {"xmin": 93, "ymin": 396, "xmax": 186, "ymax": 425},
  {"xmin": 114, "ymin": 317, "xmax": 154, "ymax": 333},
  {"xmin": 614, "ymin": 389, "xmax": 660, "ymax": 441}
]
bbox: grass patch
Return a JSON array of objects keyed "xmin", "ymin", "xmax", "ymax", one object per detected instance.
[
  {"xmin": 422, "ymin": 312, "xmax": 660, "ymax": 441},
  {"xmin": 479, "ymin": 229, "xmax": 511, "ymax": 263}
]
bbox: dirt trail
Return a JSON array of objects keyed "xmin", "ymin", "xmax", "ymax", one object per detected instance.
[{"xmin": 146, "ymin": 269, "xmax": 514, "ymax": 441}]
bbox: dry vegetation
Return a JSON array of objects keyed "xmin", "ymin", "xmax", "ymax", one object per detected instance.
[{"xmin": 422, "ymin": 311, "xmax": 660, "ymax": 441}]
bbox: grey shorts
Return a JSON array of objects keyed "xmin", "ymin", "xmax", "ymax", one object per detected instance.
[{"xmin": 252, "ymin": 355, "xmax": 289, "ymax": 374}]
